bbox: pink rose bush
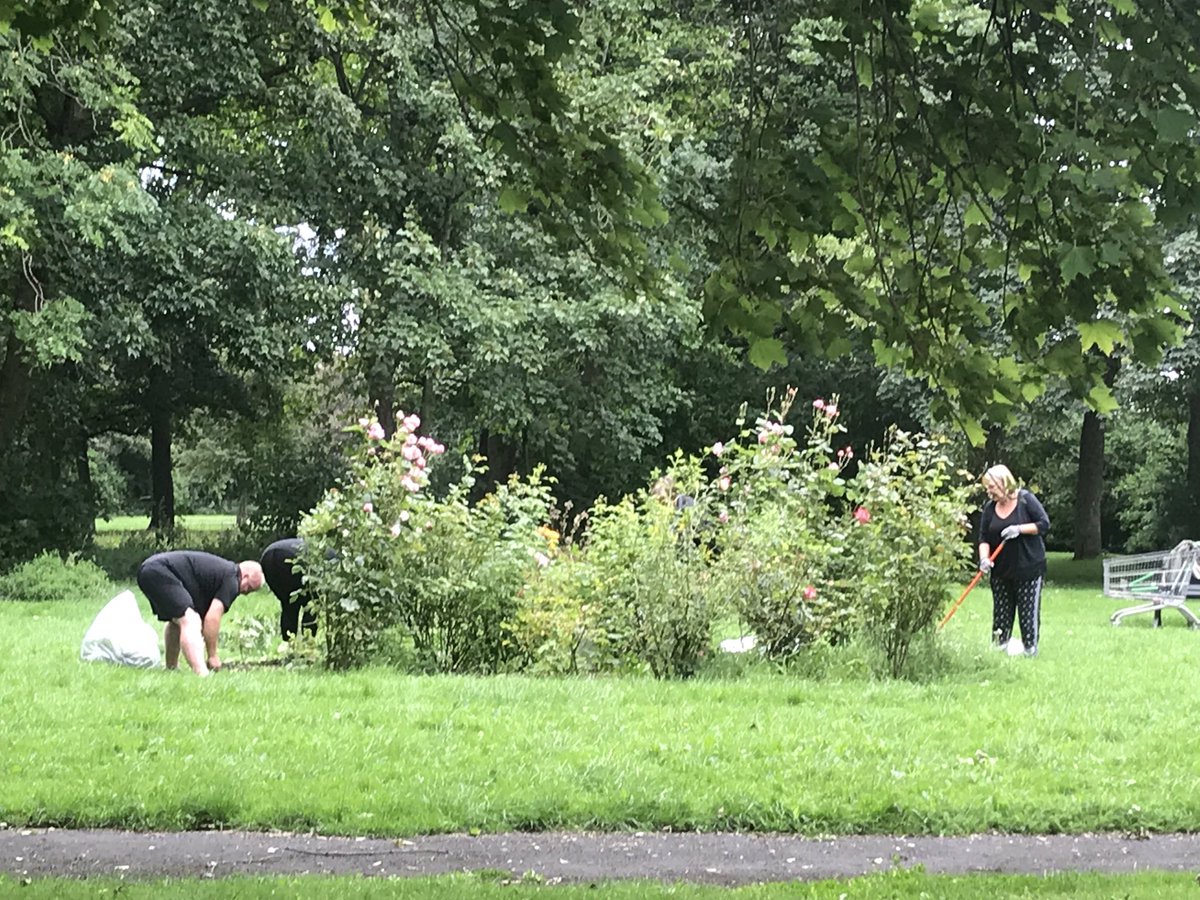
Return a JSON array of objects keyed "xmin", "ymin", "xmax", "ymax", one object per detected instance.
[
  {"xmin": 297, "ymin": 411, "xmax": 554, "ymax": 671},
  {"xmin": 692, "ymin": 389, "xmax": 972, "ymax": 675}
]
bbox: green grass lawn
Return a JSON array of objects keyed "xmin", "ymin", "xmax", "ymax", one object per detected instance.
[
  {"xmin": 2, "ymin": 552, "xmax": 1198, "ymax": 838},
  {"xmin": 94, "ymin": 514, "xmax": 238, "ymax": 533},
  {"xmin": 5, "ymin": 872, "xmax": 1199, "ymax": 898}
]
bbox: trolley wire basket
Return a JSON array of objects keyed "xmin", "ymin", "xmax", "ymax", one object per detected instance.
[{"xmin": 1103, "ymin": 540, "xmax": 1200, "ymax": 628}]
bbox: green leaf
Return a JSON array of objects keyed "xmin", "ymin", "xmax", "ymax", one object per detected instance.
[
  {"xmin": 787, "ymin": 229, "xmax": 811, "ymax": 258},
  {"xmin": 1097, "ymin": 18, "xmax": 1123, "ymax": 42},
  {"xmin": 854, "ymin": 51, "xmax": 873, "ymax": 88},
  {"xmin": 1156, "ymin": 108, "xmax": 1194, "ymax": 142},
  {"xmin": 747, "ymin": 337, "xmax": 786, "ymax": 369},
  {"xmin": 960, "ymin": 417, "xmax": 986, "ymax": 447},
  {"xmin": 963, "ymin": 202, "xmax": 988, "ymax": 228},
  {"xmin": 825, "ymin": 336, "xmax": 853, "ymax": 357},
  {"xmin": 317, "ymin": 6, "xmax": 337, "ymax": 33},
  {"xmin": 1039, "ymin": 4, "xmax": 1072, "ymax": 24},
  {"xmin": 754, "ymin": 221, "xmax": 779, "ymax": 249},
  {"xmin": 1059, "ymin": 245, "xmax": 1096, "ymax": 283},
  {"xmin": 1077, "ymin": 319, "xmax": 1123, "ymax": 354},
  {"xmin": 1086, "ymin": 383, "xmax": 1118, "ymax": 415},
  {"xmin": 497, "ymin": 186, "xmax": 528, "ymax": 214},
  {"xmin": 250, "ymin": 0, "xmax": 268, "ymax": 10},
  {"xmin": 872, "ymin": 338, "xmax": 903, "ymax": 366}
]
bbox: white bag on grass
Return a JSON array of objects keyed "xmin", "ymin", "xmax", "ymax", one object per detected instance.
[{"xmin": 80, "ymin": 590, "xmax": 161, "ymax": 668}]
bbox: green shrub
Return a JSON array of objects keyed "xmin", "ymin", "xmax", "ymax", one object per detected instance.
[
  {"xmin": 400, "ymin": 472, "xmax": 555, "ymax": 673},
  {"xmin": 299, "ymin": 414, "xmax": 553, "ymax": 672},
  {"xmin": 711, "ymin": 391, "xmax": 973, "ymax": 678},
  {"xmin": 0, "ymin": 552, "xmax": 113, "ymax": 602},
  {"xmin": 581, "ymin": 478, "xmax": 720, "ymax": 678},
  {"xmin": 847, "ymin": 429, "xmax": 974, "ymax": 677},
  {"xmin": 509, "ymin": 547, "xmax": 597, "ymax": 675},
  {"xmin": 512, "ymin": 453, "xmax": 723, "ymax": 679},
  {"xmin": 715, "ymin": 390, "xmax": 861, "ymax": 658}
]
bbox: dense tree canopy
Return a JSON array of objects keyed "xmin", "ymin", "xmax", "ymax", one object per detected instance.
[{"xmin": 2, "ymin": 0, "xmax": 1198, "ymax": 564}]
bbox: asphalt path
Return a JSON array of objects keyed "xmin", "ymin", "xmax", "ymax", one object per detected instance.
[{"xmin": 4, "ymin": 827, "xmax": 1200, "ymax": 885}]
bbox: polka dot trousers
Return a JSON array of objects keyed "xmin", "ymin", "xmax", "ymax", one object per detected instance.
[{"xmin": 991, "ymin": 575, "xmax": 1043, "ymax": 654}]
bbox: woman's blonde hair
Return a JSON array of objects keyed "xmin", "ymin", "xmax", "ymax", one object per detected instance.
[{"xmin": 982, "ymin": 464, "xmax": 1019, "ymax": 500}]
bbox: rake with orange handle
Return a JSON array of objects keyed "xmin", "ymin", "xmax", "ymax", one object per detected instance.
[{"xmin": 937, "ymin": 541, "xmax": 1006, "ymax": 631}]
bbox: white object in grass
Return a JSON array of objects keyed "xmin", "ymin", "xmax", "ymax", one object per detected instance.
[
  {"xmin": 719, "ymin": 635, "xmax": 758, "ymax": 653},
  {"xmin": 80, "ymin": 590, "xmax": 161, "ymax": 668},
  {"xmin": 1005, "ymin": 637, "xmax": 1025, "ymax": 657}
]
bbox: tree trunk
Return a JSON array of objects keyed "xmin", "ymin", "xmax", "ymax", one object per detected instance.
[
  {"xmin": 1186, "ymin": 382, "xmax": 1200, "ymax": 538},
  {"xmin": 149, "ymin": 390, "xmax": 176, "ymax": 532},
  {"xmin": 0, "ymin": 272, "xmax": 38, "ymax": 448},
  {"xmin": 473, "ymin": 427, "xmax": 519, "ymax": 501},
  {"xmin": 1073, "ymin": 355, "xmax": 1120, "ymax": 559},
  {"xmin": 76, "ymin": 430, "xmax": 96, "ymax": 540},
  {"xmin": 1073, "ymin": 409, "xmax": 1105, "ymax": 559},
  {"xmin": 420, "ymin": 370, "xmax": 435, "ymax": 436},
  {"xmin": 369, "ymin": 373, "xmax": 394, "ymax": 439}
]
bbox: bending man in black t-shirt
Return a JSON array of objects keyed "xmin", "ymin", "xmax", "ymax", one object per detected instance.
[
  {"xmin": 136, "ymin": 551, "xmax": 264, "ymax": 676},
  {"xmin": 260, "ymin": 538, "xmax": 317, "ymax": 641}
]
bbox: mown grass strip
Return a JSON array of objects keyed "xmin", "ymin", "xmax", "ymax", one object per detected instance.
[
  {"xmin": 4, "ymin": 871, "xmax": 1198, "ymax": 898},
  {"xmin": 94, "ymin": 514, "xmax": 238, "ymax": 534}
]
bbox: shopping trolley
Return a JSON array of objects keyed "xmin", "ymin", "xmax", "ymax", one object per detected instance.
[{"xmin": 1104, "ymin": 540, "xmax": 1200, "ymax": 628}]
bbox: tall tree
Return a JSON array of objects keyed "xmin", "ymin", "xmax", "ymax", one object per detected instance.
[
  {"xmin": 636, "ymin": 0, "xmax": 1200, "ymax": 435},
  {"xmin": 0, "ymin": 12, "xmax": 157, "ymax": 563}
]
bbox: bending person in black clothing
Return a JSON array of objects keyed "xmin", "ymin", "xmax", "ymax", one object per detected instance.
[
  {"xmin": 977, "ymin": 464, "xmax": 1051, "ymax": 657},
  {"xmin": 261, "ymin": 538, "xmax": 317, "ymax": 641},
  {"xmin": 137, "ymin": 551, "xmax": 264, "ymax": 676}
]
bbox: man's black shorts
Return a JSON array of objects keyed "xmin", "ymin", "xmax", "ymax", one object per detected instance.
[{"xmin": 137, "ymin": 562, "xmax": 198, "ymax": 622}]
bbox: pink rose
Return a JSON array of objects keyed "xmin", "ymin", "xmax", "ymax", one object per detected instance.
[
  {"xmin": 718, "ymin": 510, "xmax": 729, "ymax": 524},
  {"xmin": 812, "ymin": 399, "xmax": 825, "ymax": 410},
  {"xmin": 718, "ymin": 475, "xmax": 731, "ymax": 491},
  {"xmin": 401, "ymin": 477, "xmax": 420, "ymax": 492},
  {"xmin": 402, "ymin": 444, "xmax": 421, "ymax": 461},
  {"xmin": 390, "ymin": 522, "xmax": 402, "ymax": 537},
  {"xmin": 399, "ymin": 510, "xmax": 410, "ymax": 522},
  {"xmin": 854, "ymin": 506, "xmax": 871, "ymax": 523},
  {"xmin": 803, "ymin": 584, "xmax": 818, "ymax": 600},
  {"xmin": 825, "ymin": 404, "xmax": 838, "ymax": 417},
  {"xmin": 357, "ymin": 417, "xmax": 369, "ymax": 427},
  {"xmin": 712, "ymin": 442, "xmax": 725, "ymax": 457},
  {"xmin": 403, "ymin": 414, "xmax": 421, "ymax": 433},
  {"xmin": 362, "ymin": 502, "xmax": 374, "ymax": 513},
  {"xmin": 367, "ymin": 422, "xmax": 385, "ymax": 441}
]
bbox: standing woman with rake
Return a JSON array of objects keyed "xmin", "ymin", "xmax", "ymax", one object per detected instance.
[{"xmin": 977, "ymin": 465, "xmax": 1051, "ymax": 657}]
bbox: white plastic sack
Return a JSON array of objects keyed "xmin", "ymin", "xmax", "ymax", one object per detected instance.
[
  {"xmin": 80, "ymin": 590, "xmax": 161, "ymax": 668},
  {"xmin": 719, "ymin": 635, "xmax": 758, "ymax": 653}
]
